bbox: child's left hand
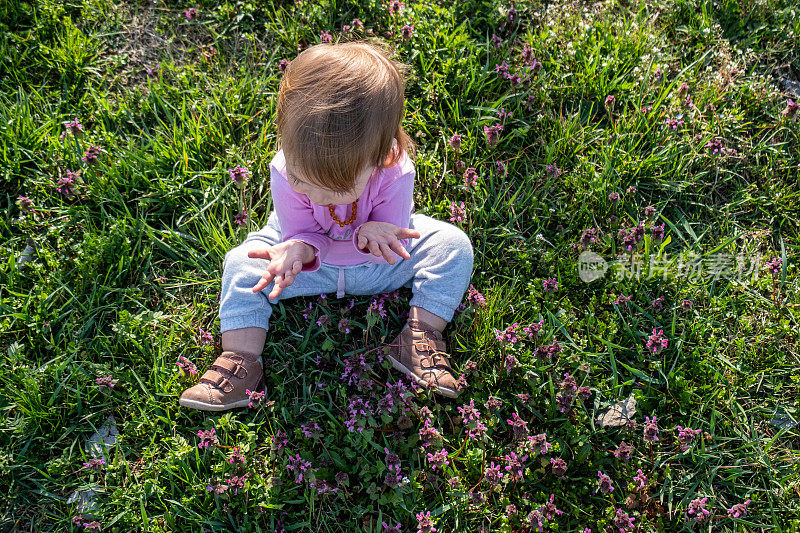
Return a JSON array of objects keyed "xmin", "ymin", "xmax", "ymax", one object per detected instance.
[{"xmin": 357, "ymin": 221, "xmax": 421, "ymax": 265}]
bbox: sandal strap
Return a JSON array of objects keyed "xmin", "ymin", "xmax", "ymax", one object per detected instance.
[
  {"xmin": 198, "ymin": 369, "xmax": 234, "ymax": 392},
  {"xmin": 211, "ymin": 358, "xmax": 248, "ymax": 379}
]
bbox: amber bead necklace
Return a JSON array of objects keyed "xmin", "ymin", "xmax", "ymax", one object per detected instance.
[{"xmin": 328, "ymin": 200, "xmax": 358, "ymax": 227}]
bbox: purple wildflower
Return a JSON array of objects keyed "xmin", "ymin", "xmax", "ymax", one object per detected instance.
[
  {"xmin": 556, "ymin": 391, "xmax": 575, "ymax": 413},
  {"xmin": 278, "ymin": 58, "xmax": 291, "ymax": 71},
  {"xmin": 301, "ymin": 421, "xmax": 321, "ymax": 439},
  {"xmin": 545, "ymin": 163, "xmax": 562, "ymax": 179},
  {"xmin": 198, "ymin": 328, "xmax": 213, "ymax": 344},
  {"xmin": 504, "ymin": 451, "xmax": 527, "ymax": 478},
  {"xmin": 727, "ymin": 499, "xmax": 751, "ymax": 518},
  {"xmin": 245, "ymin": 388, "xmax": 264, "ymax": 408},
  {"xmin": 449, "ymin": 200, "xmax": 467, "ymax": 223},
  {"xmin": 614, "ymin": 440, "xmax": 633, "ymax": 460},
  {"xmin": 272, "ymin": 430, "xmax": 288, "ymax": 450},
  {"xmin": 286, "ymin": 454, "xmax": 312, "ymax": 483},
  {"xmin": 485, "ymin": 396, "xmax": 503, "ymax": 413},
  {"xmin": 507, "ymin": 4, "xmax": 517, "ymax": 22},
  {"xmin": 483, "ymin": 124, "xmax": 503, "ymax": 146},
  {"xmin": 426, "ymin": 448, "xmax": 449, "ymax": 470},
  {"xmin": 605, "ymin": 95, "xmax": 616, "ymax": 108},
  {"xmin": 495, "ymin": 322, "xmax": 519, "ymax": 343},
  {"xmin": 62, "ymin": 117, "xmax": 84, "ymax": 136},
  {"xmin": 651, "ymin": 222, "xmax": 665, "ymax": 240},
  {"xmin": 687, "ymin": 497, "xmax": 710, "ymax": 522},
  {"xmin": 506, "ymin": 413, "xmax": 529, "ymax": 440},
  {"xmin": 415, "ymin": 511, "xmax": 437, "ymax": 533},
  {"xmin": 523, "ymin": 319, "xmax": 544, "ymax": 338},
  {"xmin": 782, "ymin": 100, "xmax": 800, "ymax": 117},
  {"xmin": 484, "ymin": 461, "xmax": 503, "ymax": 484},
  {"xmin": 633, "ymin": 468, "xmax": 647, "ymax": 489},
  {"xmin": 577, "ymin": 386, "xmax": 592, "ymax": 399},
  {"xmin": 320, "ymin": 30, "xmax": 333, "ymax": 43},
  {"xmin": 448, "ymin": 133, "xmax": 462, "ymax": 152},
  {"xmin": 57, "ymin": 170, "xmax": 78, "ymax": 196},
  {"xmin": 543, "ymin": 277, "xmax": 558, "ymax": 292},
  {"xmin": 234, "ymin": 211, "xmax": 248, "ymax": 226},
  {"xmin": 646, "ymin": 328, "xmax": 668, "ymax": 355},
  {"xmin": 228, "ymin": 165, "xmax": 251, "ymax": 185},
  {"xmin": 705, "ymin": 138, "xmax": 726, "ymax": 154},
  {"xmin": 401, "ymin": 24, "xmax": 415, "ymax": 39},
  {"xmin": 197, "ymin": 428, "xmax": 218, "ymax": 449},
  {"xmin": 389, "ymin": 0, "xmax": 404, "ymax": 15},
  {"xmin": 580, "ymin": 227, "xmax": 597, "ymax": 247},
  {"xmin": 676, "ymin": 426, "xmax": 701, "ymax": 450},
  {"xmin": 527, "ymin": 433, "xmax": 552, "ymax": 454},
  {"xmin": 82, "ymin": 145, "xmax": 103, "ymax": 165},
  {"xmin": 540, "ymin": 494, "xmax": 563, "ymax": 520},
  {"xmin": 765, "ymin": 257, "xmax": 782, "ymax": 276},
  {"xmin": 16, "ymin": 195, "xmax": 34, "ymax": 213},
  {"xmin": 463, "ymin": 167, "xmax": 478, "ymax": 188},
  {"xmin": 504, "ymin": 354, "xmax": 519, "ymax": 371},
  {"xmin": 176, "ymin": 356, "xmax": 197, "ymax": 376},
  {"xmin": 550, "ymin": 457, "xmax": 567, "ymax": 478},
  {"xmin": 597, "ymin": 471, "xmax": 614, "ymax": 494},
  {"xmin": 383, "ymin": 522, "xmax": 402, "ymax": 533},
  {"xmin": 609, "ymin": 192, "xmax": 620, "ymax": 203},
  {"xmin": 613, "ymin": 508, "xmax": 635, "ymax": 533},
  {"xmin": 227, "ymin": 446, "xmax": 246, "ymax": 464},
  {"xmin": 82, "ymin": 458, "xmax": 105, "ymax": 470},
  {"xmin": 643, "ymin": 416, "xmax": 659, "ymax": 442},
  {"xmin": 419, "ymin": 419, "xmax": 441, "ymax": 447},
  {"xmin": 184, "ymin": 8, "xmax": 198, "ymax": 20}
]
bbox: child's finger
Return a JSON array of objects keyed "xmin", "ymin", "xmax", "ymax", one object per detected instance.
[
  {"xmin": 388, "ymin": 240, "xmax": 411, "ymax": 260},
  {"xmin": 252, "ymin": 271, "xmax": 274, "ymax": 292},
  {"xmin": 292, "ymin": 260, "xmax": 303, "ymax": 274},
  {"xmin": 281, "ymin": 270, "xmax": 295, "ymax": 287},
  {"xmin": 248, "ymin": 247, "xmax": 272, "ymax": 260},
  {"xmin": 379, "ymin": 242, "xmax": 395, "ymax": 264},
  {"xmin": 368, "ymin": 240, "xmax": 381, "ymax": 257},
  {"xmin": 396, "ymin": 228, "xmax": 421, "ymax": 240},
  {"xmin": 358, "ymin": 235, "xmax": 368, "ymax": 250},
  {"xmin": 269, "ymin": 274, "xmax": 284, "ymax": 299}
]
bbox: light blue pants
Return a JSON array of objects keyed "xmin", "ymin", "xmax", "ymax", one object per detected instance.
[{"xmin": 219, "ymin": 210, "xmax": 474, "ymax": 333}]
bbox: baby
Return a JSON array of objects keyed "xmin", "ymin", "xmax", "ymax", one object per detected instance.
[{"xmin": 179, "ymin": 39, "xmax": 474, "ymax": 412}]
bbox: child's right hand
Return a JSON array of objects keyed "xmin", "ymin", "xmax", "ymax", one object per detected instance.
[{"xmin": 248, "ymin": 240, "xmax": 314, "ymax": 299}]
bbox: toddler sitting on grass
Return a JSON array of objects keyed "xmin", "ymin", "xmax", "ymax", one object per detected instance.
[{"xmin": 179, "ymin": 38, "xmax": 474, "ymax": 412}]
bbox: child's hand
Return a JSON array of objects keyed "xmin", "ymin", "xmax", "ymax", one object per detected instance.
[
  {"xmin": 248, "ymin": 240, "xmax": 314, "ymax": 299},
  {"xmin": 357, "ymin": 221, "xmax": 421, "ymax": 265}
]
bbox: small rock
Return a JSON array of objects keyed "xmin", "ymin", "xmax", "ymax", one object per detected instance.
[
  {"xmin": 596, "ymin": 395, "xmax": 637, "ymax": 427},
  {"xmin": 86, "ymin": 415, "xmax": 119, "ymax": 461}
]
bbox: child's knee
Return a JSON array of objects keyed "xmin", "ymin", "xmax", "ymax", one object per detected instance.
[
  {"xmin": 435, "ymin": 223, "xmax": 473, "ymax": 267},
  {"xmin": 223, "ymin": 244, "xmax": 267, "ymax": 273}
]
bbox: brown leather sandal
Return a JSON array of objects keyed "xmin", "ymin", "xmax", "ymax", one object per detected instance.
[
  {"xmin": 179, "ymin": 351, "xmax": 264, "ymax": 411},
  {"xmin": 386, "ymin": 319, "xmax": 459, "ymax": 399}
]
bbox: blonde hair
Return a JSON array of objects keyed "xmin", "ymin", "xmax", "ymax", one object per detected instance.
[{"xmin": 276, "ymin": 38, "xmax": 417, "ymax": 193}]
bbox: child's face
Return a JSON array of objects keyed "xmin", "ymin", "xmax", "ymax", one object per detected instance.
[{"xmin": 285, "ymin": 162, "xmax": 376, "ymax": 206}]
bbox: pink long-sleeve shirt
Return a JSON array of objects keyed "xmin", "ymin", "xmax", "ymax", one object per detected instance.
[{"xmin": 268, "ymin": 144, "xmax": 416, "ymax": 272}]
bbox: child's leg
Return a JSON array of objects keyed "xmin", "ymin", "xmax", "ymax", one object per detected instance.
[
  {"xmin": 181, "ymin": 213, "xmax": 340, "ymax": 411},
  {"xmin": 345, "ymin": 214, "xmax": 474, "ymax": 398},
  {"xmin": 346, "ymin": 213, "xmax": 474, "ymax": 328},
  {"xmin": 219, "ymin": 211, "xmax": 339, "ymax": 350}
]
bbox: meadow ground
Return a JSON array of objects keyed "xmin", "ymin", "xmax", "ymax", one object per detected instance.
[{"xmin": 1, "ymin": 0, "xmax": 799, "ymax": 531}]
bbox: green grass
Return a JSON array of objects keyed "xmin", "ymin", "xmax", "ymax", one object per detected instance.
[{"xmin": 1, "ymin": 0, "xmax": 799, "ymax": 531}]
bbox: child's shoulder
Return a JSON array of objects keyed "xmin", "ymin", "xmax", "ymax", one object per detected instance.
[
  {"xmin": 377, "ymin": 144, "xmax": 415, "ymax": 187},
  {"xmin": 269, "ymin": 149, "xmax": 287, "ymax": 174}
]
